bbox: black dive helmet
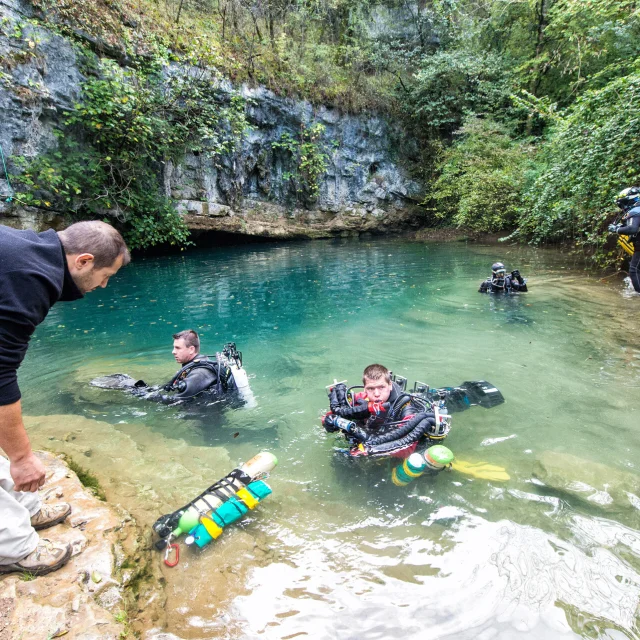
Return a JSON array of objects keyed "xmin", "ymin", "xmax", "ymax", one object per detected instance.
[
  {"xmin": 616, "ymin": 187, "xmax": 640, "ymax": 211},
  {"xmin": 491, "ymin": 262, "xmax": 506, "ymax": 285}
]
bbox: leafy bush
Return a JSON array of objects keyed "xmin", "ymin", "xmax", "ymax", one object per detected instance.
[
  {"xmin": 408, "ymin": 51, "xmax": 515, "ymax": 136},
  {"xmin": 518, "ymin": 71, "xmax": 640, "ymax": 265},
  {"xmin": 271, "ymin": 123, "xmax": 329, "ymax": 204},
  {"xmin": 428, "ymin": 117, "xmax": 535, "ymax": 232},
  {"xmin": 16, "ymin": 57, "xmax": 247, "ymax": 249}
]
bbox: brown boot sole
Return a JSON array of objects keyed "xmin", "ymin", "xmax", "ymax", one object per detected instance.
[
  {"xmin": 0, "ymin": 544, "xmax": 72, "ymax": 577},
  {"xmin": 32, "ymin": 505, "xmax": 72, "ymax": 531}
]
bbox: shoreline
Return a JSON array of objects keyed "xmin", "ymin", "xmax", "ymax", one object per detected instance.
[{"xmin": 0, "ymin": 451, "xmax": 152, "ymax": 640}]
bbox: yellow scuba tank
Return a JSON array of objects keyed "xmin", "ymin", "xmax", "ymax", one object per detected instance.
[{"xmin": 618, "ymin": 235, "xmax": 635, "ymax": 256}]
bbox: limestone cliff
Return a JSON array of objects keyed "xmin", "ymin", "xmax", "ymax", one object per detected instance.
[{"xmin": 0, "ymin": 0, "xmax": 424, "ymax": 240}]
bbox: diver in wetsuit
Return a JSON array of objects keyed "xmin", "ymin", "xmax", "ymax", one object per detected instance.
[
  {"xmin": 323, "ymin": 364, "xmax": 444, "ymax": 458},
  {"xmin": 149, "ymin": 329, "xmax": 235, "ymax": 403},
  {"xmin": 479, "ymin": 262, "xmax": 528, "ymax": 293},
  {"xmin": 609, "ymin": 186, "xmax": 640, "ymax": 293}
]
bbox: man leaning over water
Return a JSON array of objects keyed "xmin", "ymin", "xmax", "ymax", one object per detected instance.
[{"xmin": 0, "ymin": 221, "xmax": 130, "ymax": 576}]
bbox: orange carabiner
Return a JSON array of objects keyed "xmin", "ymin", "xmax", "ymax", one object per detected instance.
[{"xmin": 164, "ymin": 543, "xmax": 179, "ymax": 567}]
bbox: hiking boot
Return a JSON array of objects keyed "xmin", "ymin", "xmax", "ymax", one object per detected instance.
[
  {"xmin": 30, "ymin": 503, "xmax": 72, "ymax": 531},
  {"xmin": 0, "ymin": 539, "xmax": 72, "ymax": 577}
]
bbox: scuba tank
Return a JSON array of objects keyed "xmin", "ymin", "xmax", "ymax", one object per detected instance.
[
  {"xmin": 152, "ymin": 451, "xmax": 277, "ymax": 549},
  {"xmin": 391, "ymin": 445, "xmax": 454, "ymax": 486},
  {"xmin": 221, "ymin": 343, "xmax": 257, "ymax": 408},
  {"xmin": 392, "ymin": 453, "xmax": 427, "ymax": 486},
  {"xmin": 185, "ymin": 479, "xmax": 272, "ymax": 548}
]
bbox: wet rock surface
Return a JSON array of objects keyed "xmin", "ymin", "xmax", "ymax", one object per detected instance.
[
  {"xmin": 533, "ymin": 451, "xmax": 640, "ymax": 515},
  {"xmin": 0, "ymin": 451, "xmax": 142, "ymax": 640}
]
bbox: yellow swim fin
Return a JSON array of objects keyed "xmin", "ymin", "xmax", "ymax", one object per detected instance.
[{"xmin": 451, "ymin": 460, "xmax": 510, "ymax": 482}]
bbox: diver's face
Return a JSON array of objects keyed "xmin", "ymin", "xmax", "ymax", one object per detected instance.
[
  {"xmin": 172, "ymin": 339, "xmax": 197, "ymax": 364},
  {"xmin": 364, "ymin": 377, "xmax": 393, "ymax": 403},
  {"xmin": 492, "ymin": 269, "xmax": 506, "ymax": 285}
]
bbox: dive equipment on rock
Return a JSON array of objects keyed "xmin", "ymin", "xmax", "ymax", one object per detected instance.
[
  {"xmin": 152, "ymin": 451, "xmax": 277, "ymax": 551},
  {"xmin": 185, "ymin": 480, "xmax": 272, "ymax": 548}
]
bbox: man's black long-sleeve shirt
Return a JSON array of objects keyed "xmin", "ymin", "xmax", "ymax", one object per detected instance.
[{"xmin": 0, "ymin": 225, "xmax": 83, "ymax": 406}]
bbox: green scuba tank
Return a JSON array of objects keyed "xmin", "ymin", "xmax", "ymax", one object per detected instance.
[
  {"xmin": 424, "ymin": 445, "xmax": 454, "ymax": 472},
  {"xmin": 392, "ymin": 453, "xmax": 427, "ymax": 487}
]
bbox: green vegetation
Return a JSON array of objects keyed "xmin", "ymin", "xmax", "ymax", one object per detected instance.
[
  {"xmin": 15, "ymin": 54, "xmax": 247, "ymax": 249},
  {"xmin": 272, "ymin": 123, "xmax": 329, "ymax": 203},
  {"xmin": 4, "ymin": 0, "xmax": 640, "ymax": 263},
  {"xmin": 405, "ymin": 0, "xmax": 640, "ymax": 266},
  {"xmin": 63, "ymin": 455, "xmax": 107, "ymax": 501}
]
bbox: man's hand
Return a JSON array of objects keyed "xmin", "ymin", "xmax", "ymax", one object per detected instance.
[
  {"xmin": 608, "ymin": 224, "xmax": 620, "ymax": 233},
  {"xmin": 10, "ymin": 452, "xmax": 45, "ymax": 492}
]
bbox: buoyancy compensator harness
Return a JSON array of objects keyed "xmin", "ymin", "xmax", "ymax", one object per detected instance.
[
  {"xmin": 164, "ymin": 354, "xmax": 233, "ymax": 396},
  {"xmin": 324, "ymin": 382, "xmax": 448, "ymax": 457}
]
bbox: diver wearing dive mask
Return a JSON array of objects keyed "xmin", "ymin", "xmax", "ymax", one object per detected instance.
[{"xmin": 479, "ymin": 262, "xmax": 528, "ymax": 293}]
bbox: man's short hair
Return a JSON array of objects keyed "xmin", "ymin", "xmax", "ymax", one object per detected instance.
[
  {"xmin": 363, "ymin": 364, "xmax": 391, "ymax": 384},
  {"xmin": 58, "ymin": 221, "xmax": 131, "ymax": 269},
  {"xmin": 173, "ymin": 329, "xmax": 200, "ymax": 351}
]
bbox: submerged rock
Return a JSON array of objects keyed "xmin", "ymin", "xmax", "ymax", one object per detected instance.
[{"xmin": 533, "ymin": 451, "xmax": 640, "ymax": 512}]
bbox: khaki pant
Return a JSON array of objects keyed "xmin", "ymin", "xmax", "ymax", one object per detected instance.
[{"xmin": 0, "ymin": 457, "xmax": 40, "ymax": 564}]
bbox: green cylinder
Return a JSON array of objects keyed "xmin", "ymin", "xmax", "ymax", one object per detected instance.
[
  {"xmin": 424, "ymin": 445, "xmax": 454, "ymax": 472},
  {"xmin": 392, "ymin": 453, "xmax": 426, "ymax": 487},
  {"xmin": 173, "ymin": 508, "xmax": 200, "ymax": 536}
]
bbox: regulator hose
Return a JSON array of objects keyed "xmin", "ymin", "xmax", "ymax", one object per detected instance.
[
  {"xmin": 365, "ymin": 412, "xmax": 433, "ymax": 446},
  {"xmin": 362, "ymin": 415, "xmax": 436, "ymax": 457}
]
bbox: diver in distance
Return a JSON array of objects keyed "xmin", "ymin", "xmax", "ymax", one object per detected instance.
[
  {"xmin": 608, "ymin": 186, "xmax": 640, "ymax": 293},
  {"xmin": 479, "ymin": 262, "xmax": 528, "ymax": 293},
  {"xmin": 90, "ymin": 330, "xmax": 256, "ymax": 407}
]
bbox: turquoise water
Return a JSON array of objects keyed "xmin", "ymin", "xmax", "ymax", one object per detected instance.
[{"xmin": 21, "ymin": 239, "xmax": 640, "ymax": 639}]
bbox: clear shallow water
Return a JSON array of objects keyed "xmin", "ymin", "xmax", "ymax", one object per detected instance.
[{"xmin": 20, "ymin": 239, "xmax": 640, "ymax": 639}]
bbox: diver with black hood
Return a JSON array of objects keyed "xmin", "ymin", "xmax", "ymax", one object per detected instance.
[{"xmin": 609, "ymin": 186, "xmax": 640, "ymax": 293}]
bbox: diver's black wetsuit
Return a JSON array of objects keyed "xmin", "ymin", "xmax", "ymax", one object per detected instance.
[
  {"xmin": 324, "ymin": 381, "xmax": 438, "ymax": 457},
  {"xmin": 147, "ymin": 355, "xmax": 235, "ymax": 404},
  {"xmin": 615, "ymin": 207, "xmax": 640, "ymax": 293},
  {"xmin": 479, "ymin": 272, "xmax": 528, "ymax": 293}
]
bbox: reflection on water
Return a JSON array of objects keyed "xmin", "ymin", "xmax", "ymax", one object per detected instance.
[{"xmin": 21, "ymin": 239, "xmax": 640, "ymax": 639}]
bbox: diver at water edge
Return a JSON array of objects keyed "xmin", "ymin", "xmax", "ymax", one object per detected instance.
[
  {"xmin": 322, "ymin": 364, "xmax": 504, "ymax": 459},
  {"xmin": 90, "ymin": 330, "xmax": 256, "ymax": 407},
  {"xmin": 608, "ymin": 186, "xmax": 640, "ymax": 293},
  {"xmin": 479, "ymin": 262, "xmax": 528, "ymax": 293}
]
